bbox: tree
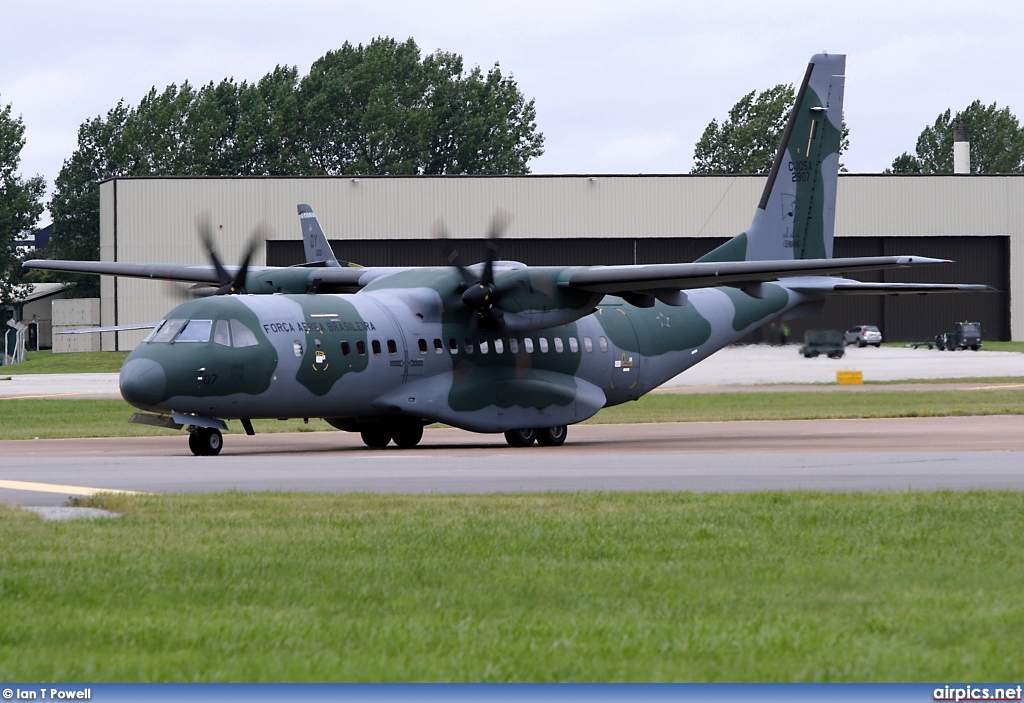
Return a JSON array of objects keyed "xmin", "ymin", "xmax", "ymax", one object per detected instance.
[
  {"xmin": 692, "ymin": 84, "xmax": 849, "ymax": 174},
  {"xmin": 0, "ymin": 97, "xmax": 46, "ymax": 306},
  {"xmin": 47, "ymin": 37, "xmax": 544, "ymax": 284},
  {"xmin": 300, "ymin": 38, "xmax": 543, "ymax": 175},
  {"xmin": 889, "ymin": 101, "xmax": 1024, "ymax": 174}
]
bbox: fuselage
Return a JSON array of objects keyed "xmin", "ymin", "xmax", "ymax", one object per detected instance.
[{"xmin": 120, "ymin": 281, "xmax": 808, "ymax": 433}]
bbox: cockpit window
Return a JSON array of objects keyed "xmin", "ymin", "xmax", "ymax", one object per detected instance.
[
  {"xmin": 176, "ymin": 319, "xmax": 213, "ymax": 343},
  {"xmin": 150, "ymin": 319, "xmax": 186, "ymax": 343},
  {"xmin": 230, "ymin": 319, "xmax": 259, "ymax": 348},
  {"xmin": 214, "ymin": 320, "xmax": 231, "ymax": 346}
]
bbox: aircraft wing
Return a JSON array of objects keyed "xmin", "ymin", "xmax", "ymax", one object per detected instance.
[
  {"xmin": 563, "ymin": 256, "xmax": 952, "ymax": 293},
  {"xmin": 22, "ymin": 258, "xmax": 376, "ymax": 293},
  {"xmin": 22, "ymin": 259, "xmax": 228, "ymax": 285}
]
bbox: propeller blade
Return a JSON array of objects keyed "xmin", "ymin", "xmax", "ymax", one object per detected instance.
[
  {"xmin": 481, "ymin": 210, "xmax": 509, "ymax": 286},
  {"xmin": 197, "ymin": 214, "xmax": 231, "ymax": 287},
  {"xmin": 434, "ymin": 218, "xmax": 476, "ymax": 287},
  {"xmin": 229, "ymin": 230, "xmax": 262, "ymax": 295}
]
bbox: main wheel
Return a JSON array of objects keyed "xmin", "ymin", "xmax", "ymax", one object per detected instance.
[
  {"xmin": 189, "ymin": 428, "xmax": 223, "ymax": 456},
  {"xmin": 360, "ymin": 427, "xmax": 391, "ymax": 448},
  {"xmin": 391, "ymin": 422, "xmax": 424, "ymax": 448},
  {"xmin": 504, "ymin": 428, "xmax": 537, "ymax": 447},
  {"xmin": 536, "ymin": 425, "xmax": 567, "ymax": 447}
]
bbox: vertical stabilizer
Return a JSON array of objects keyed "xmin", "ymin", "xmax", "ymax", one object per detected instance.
[
  {"xmin": 297, "ymin": 204, "xmax": 342, "ymax": 267},
  {"xmin": 697, "ymin": 53, "xmax": 846, "ymax": 263}
]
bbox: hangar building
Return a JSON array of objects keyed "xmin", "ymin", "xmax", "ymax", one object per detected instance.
[{"xmin": 96, "ymin": 174, "xmax": 1022, "ymax": 350}]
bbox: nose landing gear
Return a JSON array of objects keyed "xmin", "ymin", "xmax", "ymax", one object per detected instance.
[{"xmin": 189, "ymin": 427, "xmax": 223, "ymax": 456}]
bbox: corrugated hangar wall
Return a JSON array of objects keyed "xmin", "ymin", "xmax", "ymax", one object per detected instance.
[{"xmin": 98, "ymin": 175, "xmax": 1023, "ymax": 350}]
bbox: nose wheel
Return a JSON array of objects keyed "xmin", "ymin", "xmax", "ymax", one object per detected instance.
[{"xmin": 189, "ymin": 427, "xmax": 223, "ymax": 456}]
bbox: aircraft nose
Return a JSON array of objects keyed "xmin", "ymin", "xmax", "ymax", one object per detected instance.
[{"xmin": 120, "ymin": 357, "xmax": 167, "ymax": 407}]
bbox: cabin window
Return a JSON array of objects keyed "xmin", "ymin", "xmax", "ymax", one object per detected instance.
[
  {"xmin": 387, "ymin": 339, "xmax": 398, "ymax": 355},
  {"xmin": 356, "ymin": 340, "xmax": 366, "ymax": 355},
  {"xmin": 479, "ymin": 339, "xmax": 489, "ymax": 354},
  {"xmin": 598, "ymin": 336, "xmax": 608, "ymax": 352},
  {"xmin": 583, "ymin": 336, "xmax": 593, "ymax": 352},
  {"xmin": 230, "ymin": 320, "xmax": 259, "ymax": 348},
  {"xmin": 176, "ymin": 319, "xmax": 212, "ymax": 343},
  {"xmin": 213, "ymin": 320, "xmax": 231, "ymax": 346},
  {"xmin": 494, "ymin": 339, "xmax": 504, "ymax": 354},
  {"xmin": 509, "ymin": 338, "xmax": 519, "ymax": 354},
  {"xmin": 554, "ymin": 338, "xmax": 564, "ymax": 353},
  {"xmin": 538, "ymin": 338, "xmax": 549, "ymax": 353},
  {"xmin": 293, "ymin": 341, "xmax": 303, "ymax": 357},
  {"xmin": 524, "ymin": 338, "xmax": 534, "ymax": 353},
  {"xmin": 371, "ymin": 340, "xmax": 381, "ymax": 355},
  {"xmin": 569, "ymin": 337, "xmax": 579, "ymax": 353},
  {"xmin": 463, "ymin": 339, "xmax": 473, "ymax": 354},
  {"xmin": 151, "ymin": 319, "xmax": 186, "ymax": 343},
  {"xmin": 448, "ymin": 338, "xmax": 458, "ymax": 354},
  {"xmin": 418, "ymin": 339, "xmax": 428, "ymax": 354},
  {"xmin": 340, "ymin": 341, "xmax": 351, "ymax": 356},
  {"xmin": 434, "ymin": 339, "xmax": 444, "ymax": 354}
]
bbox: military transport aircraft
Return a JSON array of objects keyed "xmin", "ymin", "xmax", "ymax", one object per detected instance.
[{"xmin": 25, "ymin": 53, "xmax": 990, "ymax": 455}]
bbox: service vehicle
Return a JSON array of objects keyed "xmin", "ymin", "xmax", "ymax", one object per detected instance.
[
  {"xmin": 800, "ymin": 330, "xmax": 845, "ymax": 359},
  {"xmin": 843, "ymin": 324, "xmax": 882, "ymax": 347}
]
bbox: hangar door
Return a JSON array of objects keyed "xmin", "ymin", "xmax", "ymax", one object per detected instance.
[{"xmin": 267, "ymin": 235, "xmax": 1009, "ymax": 342}]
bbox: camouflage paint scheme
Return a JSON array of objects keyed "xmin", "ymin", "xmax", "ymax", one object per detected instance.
[
  {"xmin": 27, "ymin": 53, "xmax": 990, "ymax": 449},
  {"xmin": 120, "ymin": 275, "xmax": 797, "ymax": 433}
]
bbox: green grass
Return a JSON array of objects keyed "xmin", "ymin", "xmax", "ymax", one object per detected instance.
[
  {"xmin": 866, "ymin": 376, "xmax": 1024, "ymax": 385},
  {"xmin": 885, "ymin": 340, "xmax": 1024, "ymax": 353},
  {"xmin": 0, "ymin": 399, "xmax": 331, "ymax": 439},
  {"xmin": 4, "ymin": 350, "xmax": 129, "ymax": 374},
  {"xmin": 2, "ymin": 389, "xmax": 1023, "ymax": 440},
  {"xmin": 2, "ymin": 491, "xmax": 1023, "ymax": 681},
  {"xmin": 975, "ymin": 341, "xmax": 1024, "ymax": 352},
  {"xmin": 588, "ymin": 388, "xmax": 1024, "ymax": 424}
]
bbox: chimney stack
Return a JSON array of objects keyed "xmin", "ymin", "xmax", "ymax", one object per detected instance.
[{"xmin": 954, "ymin": 124, "xmax": 971, "ymax": 173}]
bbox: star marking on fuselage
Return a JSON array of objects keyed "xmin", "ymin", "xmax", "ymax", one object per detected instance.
[{"xmin": 656, "ymin": 312, "xmax": 670, "ymax": 328}]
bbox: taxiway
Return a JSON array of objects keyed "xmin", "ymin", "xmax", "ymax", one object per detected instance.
[{"xmin": 2, "ymin": 416, "xmax": 1023, "ymax": 507}]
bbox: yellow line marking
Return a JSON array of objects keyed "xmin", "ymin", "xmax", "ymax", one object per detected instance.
[
  {"xmin": 967, "ymin": 384, "xmax": 1024, "ymax": 390},
  {"xmin": 0, "ymin": 480, "xmax": 146, "ymax": 496}
]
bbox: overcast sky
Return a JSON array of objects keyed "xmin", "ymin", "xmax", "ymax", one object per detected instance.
[{"xmin": 4, "ymin": 0, "xmax": 1024, "ymax": 224}]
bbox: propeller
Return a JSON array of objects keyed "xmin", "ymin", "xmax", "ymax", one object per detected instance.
[
  {"xmin": 435, "ymin": 212, "xmax": 516, "ymax": 331},
  {"xmin": 197, "ymin": 215, "xmax": 264, "ymax": 296}
]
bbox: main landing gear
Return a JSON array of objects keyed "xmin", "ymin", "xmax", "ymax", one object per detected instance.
[
  {"xmin": 188, "ymin": 427, "xmax": 223, "ymax": 456},
  {"xmin": 504, "ymin": 425, "xmax": 567, "ymax": 447},
  {"xmin": 359, "ymin": 419, "xmax": 425, "ymax": 449}
]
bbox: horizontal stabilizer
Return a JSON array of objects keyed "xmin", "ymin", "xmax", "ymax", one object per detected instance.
[{"xmin": 784, "ymin": 277, "xmax": 997, "ymax": 294}]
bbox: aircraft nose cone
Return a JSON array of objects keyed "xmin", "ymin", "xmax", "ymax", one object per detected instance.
[{"xmin": 120, "ymin": 358, "xmax": 167, "ymax": 407}]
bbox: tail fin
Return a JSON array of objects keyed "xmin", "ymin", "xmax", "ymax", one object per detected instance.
[
  {"xmin": 298, "ymin": 204, "xmax": 342, "ymax": 267},
  {"xmin": 697, "ymin": 53, "xmax": 846, "ymax": 263}
]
